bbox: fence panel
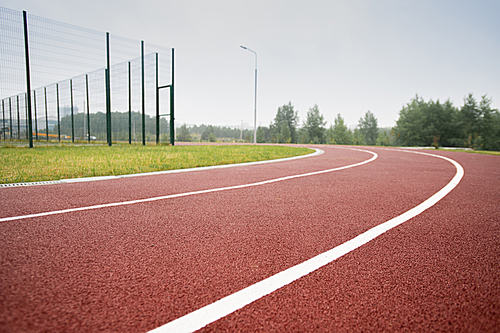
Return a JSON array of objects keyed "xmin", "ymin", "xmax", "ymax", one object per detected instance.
[{"xmin": 0, "ymin": 6, "xmax": 173, "ymax": 146}]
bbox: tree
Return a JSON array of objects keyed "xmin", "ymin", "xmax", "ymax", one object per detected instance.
[
  {"xmin": 278, "ymin": 121, "xmax": 292, "ymax": 143},
  {"xmin": 256, "ymin": 126, "xmax": 271, "ymax": 143},
  {"xmin": 331, "ymin": 114, "xmax": 351, "ymax": 145},
  {"xmin": 256, "ymin": 126, "xmax": 265, "ymax": 143},
  {"xmin": 176, "ymin": 124, "xmax": 191, "ymax": 142},
  {"xmin": 352, "ymin": 128, "xmax": 365, "ymax": 145},
  {"xmin": 435, "ymin": 100, "xmax": 461, "ymax": 147},
  {"xmin": 358, "ymin": 111, "xmax": 378, "ymax": 145},
  {"xmin": 478, "ymin": 95, "xmax": 500, "ymax": 151},
  {"xmin": 464, "ymin": 95, "xmax": 500, "ymax": 150},
  {"xmin": 460, "ymin": 94, "xmax": 480, "ymax": 148},
  {"xmin": 421, "ymin": 99, "xmax": 459, "ymax": 148},
  {"xmin": 200, "ymin": 125, "xmax": 213, "ymax": 141},
  {"xmin": 393, "ymin": 95, "xmax": 461, "ymax": 147},
  {"xmin": 326, "ymin": 125, "xmax": 335, "ymax": 144},
  {"xmin": 303, "ymin": 104, "xmax": 327, "ymax": 144},
  {"xmin": 297, "ymin": 127, "xmax": 309, "ymax": 144},
  {"xmin": 270, "ymin": 102, "xmax": 299, "ymax": 143},
  {"xmin": 392, "ymin": 94, "xmax": 499, "ymax": 150},
  {"xmin": 392, "ymin": 96, "xmax": 426, "ymax": 146},
  {"xmin": 377, "ymin": 129, "xmax": 390, "ymax": 146}
]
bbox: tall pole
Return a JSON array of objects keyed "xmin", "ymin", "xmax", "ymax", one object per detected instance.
[
  {"xmin": 44, "ymin": 87, "xmax": 48, "ymax": 141},
  {"xmin": 156, "ymin": 53, "xmax": 159, "ymax": 145},
  {"xmin": 9, "ymin": 98, "xmax": 12, "ymax": 140},
  {"xmin": 82, "ymin": 95, "xmax": 85, "ymax": 141},
  {"xmin": 25, "ymin": 94, "xmax": 28, "ymax": 139},
  {"xmin": 56, "ymin": 83, "xmax": 60, "ymax": 142},
  {"xmin": 128, "ymin": 61, "xmax": 131, "ymax": 144},
  {"xmin": 33, "ymin": 91, "xmax": 37, "ymax": 140},
  {"xmin": 240, "ymin": 45, "xmax": 257, "ymax": 144},
  {"xmin": 105, "ymin": 69, "xmax": 110, "ymax": 144},
  {"xmin": 23, "ymin": 11, "xmax": 33, "ymax": 148},
  {"xmin": 17, "ymin": 96, "xmax": 20, "ymax": 139},
  {"xmin": 86, "ymin": 74, "xmax": 90, "ymax": 143},
  {"xmin": 9, "ymin": 97, "xmax": 12, "ymax": 142},
  {"xmin": 106, "ymin": 32, "xmax": 112, "ymax": 146},
  {"xmin": 170, "ymin": 48, "xmax": 175, "ymax": 146},
  {"xmin": 2, "ymin": 99, "xmax": 4, "ymax": 141},
  {"xmin": 253, "ymin": 60, "xmax": 257, "ymax": 144},
  {"xmin": 141, "ymin": 41, "xmax": 145, "ymax": 146},
  {"xmin": 70, "ymin": 79, "xmax": 74, "ymax": 143}
]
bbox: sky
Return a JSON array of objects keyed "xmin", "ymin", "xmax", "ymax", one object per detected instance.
[{"xmin": 2, "ymin": 0, "xmax": 500, "ymax": 129}]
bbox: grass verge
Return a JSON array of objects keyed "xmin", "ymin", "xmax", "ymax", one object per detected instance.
[
  {"xmin": 0, "ymin": 144, "xmax": 312, "ymax": 184},
  {"xmin": 429, "ymin": 148, "xmax": 500, "ymax": 156}
]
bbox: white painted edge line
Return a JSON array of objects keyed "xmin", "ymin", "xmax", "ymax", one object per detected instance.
[
  {"xmin": 0, "ymin": 148, "xmax": 373, "ymax": 223},
  {"xmin": 0, "ymin": 148, "xmax": 323, "ymax": 188},
  {"xmin": 148, "ymin": 148, "xmax": 464, "ymax": 333}
]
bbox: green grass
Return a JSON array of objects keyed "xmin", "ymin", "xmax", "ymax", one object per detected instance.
[
  {"xmin": 0, "ymin": 144, "xmax": 312, "ymax": 184},
  {"xmin": 429, "ymin": 148, "xmax": 500, "ymax": 156}
]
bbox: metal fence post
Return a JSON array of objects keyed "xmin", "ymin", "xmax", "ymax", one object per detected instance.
[
  {"xmin": 86, "ymin": 74, "xmax": 90, "ymax": 143},
  {"xmin": 44, "ymin": 87, "xmax": 48, "ymax": 141},
  {"xmin": 56, "ymin": 83, "xmax": 60, "ymax": 142},
  {"xmin": 128, "ymin": 61, "xmax": 131, "ymax": 144},
  {"xmin": 17, "ymin": 95, "xmax": 20, "ymax": 140},
  {"xmin": 70, "ymin": 79, "xmax": 74, "ymax": 143},
  {"xmin": 33, "ymin": 91, "xmax": 37, "ymax": 140},
  {"xmin": 156, "ymin": 52, "xmax": 159, "ymax": 144},
  {"xmin": 2, "ymin": 99, "xmax": 4, "ymax": 141},
  {"xmin": 9, "ymin": 98, "xmax": 12, "ymax": 140},
  {"xmin": 23, "ymin": 10, "xmax": 33, "ymax": 148},
  {"xmin": 105, "ymin": 68, "xmax": 109, "ymax": 144},
  {"xmin": 170, "ymin": 48, "xmax": 175, "ymax": 146},
  {"xmin": 25, "ymin": 94, "xmax": 28, "ymax": 139},
  {"xmin": 141, "ymin": 40, "xmax": 145, "ymax": 146},
  {"xmin": 106, "ymin": 32, "xmax": 112, "ymax": 146}
]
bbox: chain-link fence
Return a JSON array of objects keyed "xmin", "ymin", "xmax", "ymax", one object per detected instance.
[{"xmin": 0, "ymin": 6, "xmax": 174, "ymax": 146}]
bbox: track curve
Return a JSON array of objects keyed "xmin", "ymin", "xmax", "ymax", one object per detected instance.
[
  {"xmin": 0, "ymin": 146, "xmax": 499, "ymax": 332},
  {"xmin": 150, "ymin": 148, "xmax": 463, "ymax": 333}
]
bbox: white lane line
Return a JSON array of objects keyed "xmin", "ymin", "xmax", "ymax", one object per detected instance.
[
  {"xmin": 148, "ymin": 149, "xmax": 464, "ymax": 333},
  {"xmin": 0, "ymin": 147, "xmax": 324, "ymax": 188},
  {"xmin": 0, "ymin": 148, "xmax": 376, "ymax": 223}
]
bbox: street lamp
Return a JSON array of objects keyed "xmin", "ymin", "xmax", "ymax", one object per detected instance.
[{"xmin": 240, "ymin": 45, "xmax": 257, "ymax": 144}]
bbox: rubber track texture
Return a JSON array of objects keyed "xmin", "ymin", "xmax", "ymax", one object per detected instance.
[{"xmin": 0, "ymin": 146, "xmax": 498, "ymax": 332}]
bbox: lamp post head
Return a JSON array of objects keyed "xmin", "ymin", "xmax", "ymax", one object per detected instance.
[{"xmin": 240, "ymin": 45, "xmax": 257, "ymax": 60}]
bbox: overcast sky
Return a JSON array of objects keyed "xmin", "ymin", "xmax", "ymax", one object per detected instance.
[{"xmin": 3, "ymin": 0, "xmax": 500, "ymax": 129}]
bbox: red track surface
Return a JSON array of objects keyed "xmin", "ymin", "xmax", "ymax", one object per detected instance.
[{"xmin": 0, "ymin": 146, "xmax": 499, "ymax": 332}]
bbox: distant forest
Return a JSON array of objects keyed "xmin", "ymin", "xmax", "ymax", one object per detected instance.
[
  {"xmin": 54, "ymin": 111, "xmax": 170, "ymax": 142},
  {"xmin": 392, "ymin": 94, "xmax": 499, "ymax": 150},
  {"xmin": 178, "ymin": 94, "xmax": 500, "ymax": 151},
  {"xmin": 43, "ymin": 93, "xmax": 499, "ymax": 151}
]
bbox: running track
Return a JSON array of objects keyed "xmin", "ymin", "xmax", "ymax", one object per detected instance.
[{"xmin": 0, "ymin": 146, "xmax": 499, "ymax": 332}]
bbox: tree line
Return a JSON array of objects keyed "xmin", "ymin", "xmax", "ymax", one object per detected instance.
[
  {"xmin": 54, "ymin": 111, "xmax": 170, "ymax": 142},
  {"xmin": 51, "ymin": 93, "xmax": 499, "ymax": 151},
  {"xmin": 252, "ymin": 102, "xmax": 381, "ymax": 146},
  {"xmin": 177, "ymin": 94, "xmax": 499, "ymax": 151},
  {"xmin": 393, "ymin": 94, "xmax": 499, "ymax": 150},
  {"xmin": 175, "ymin": 102, "xmax": 383, "ymax": 146},
  {"xmin": 176, "ymin": 124, "xmax": 255, "ymax": 142}
]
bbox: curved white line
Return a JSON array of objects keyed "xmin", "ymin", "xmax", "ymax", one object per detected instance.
[
  {"xmin": 0, "ymin": 148, "xmax": 376, "ymax": 223},
  {"xmin": 148, "ymin": 148, "xmax": 464, "ymax": 333}
]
